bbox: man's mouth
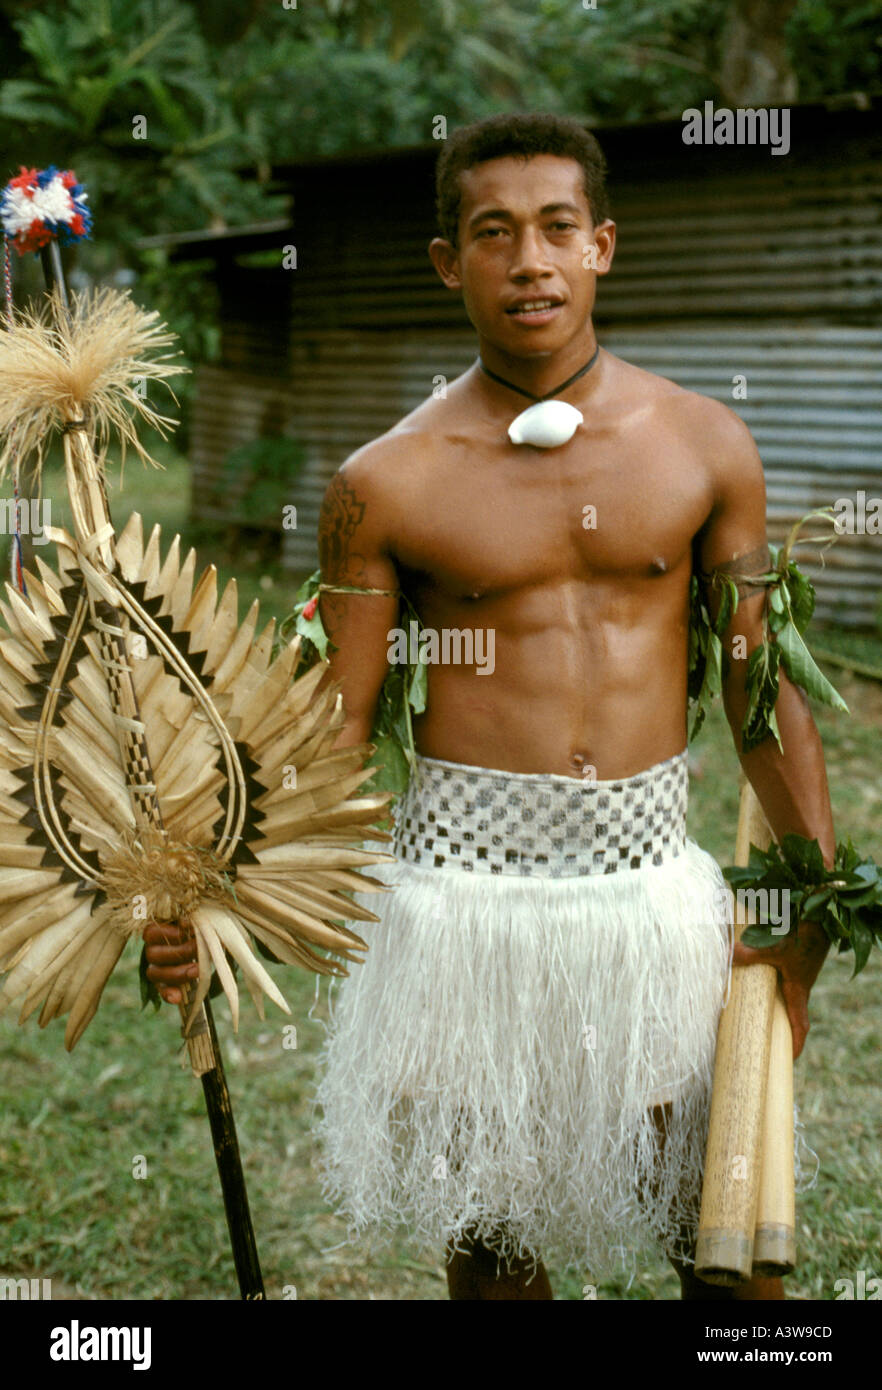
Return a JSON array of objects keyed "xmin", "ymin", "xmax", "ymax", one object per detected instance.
[{"xmin": 505, "ymin": 298, "xmax": 564, "ymax": 323}]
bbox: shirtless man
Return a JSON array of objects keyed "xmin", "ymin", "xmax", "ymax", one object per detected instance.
[{"xmin": 146, "ymin": 113, "xmax": 834, "ymax": 1301}]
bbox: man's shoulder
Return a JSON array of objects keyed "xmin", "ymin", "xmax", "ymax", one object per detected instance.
[
  {"xmin": 331, "ymin": 393, "xmax": 452, "ymax": 498},
  {"xmin": 612, "ymin": 354, "xmax": 750, "ymax": 429},
  {"xmin": 613, "ymin": 353, "xmax": 763, "ymax": 474},
  {"xmin": 336, "ymin": 427, "xmax": 428, "ymax": 484},
  {"xmin": 318, "ymin": 422, "xmax": 435, "ymax": 549}
]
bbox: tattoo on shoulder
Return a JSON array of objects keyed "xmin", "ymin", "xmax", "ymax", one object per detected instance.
[
  {"xmin": 700, "ymin": 544, "xmax": 771, "ymax": 600},
  {"xmin": 318, "ymin": 471, "xmax": 368, "ymax": 582}
]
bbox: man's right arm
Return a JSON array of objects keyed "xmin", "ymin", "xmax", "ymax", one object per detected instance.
[{"xmin": 316, "ymin": 453, "xmax": 401, "ymax": 748}]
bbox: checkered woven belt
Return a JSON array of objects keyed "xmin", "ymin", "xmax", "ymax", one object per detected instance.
[{"xmin": 393, "ymin": 750, "xmax": 689, "ymax": 878}]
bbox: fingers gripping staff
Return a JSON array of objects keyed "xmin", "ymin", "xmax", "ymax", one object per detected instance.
[{"xmin": 0, "ymin": 168, "xmax": 394, "ymax": 1298}]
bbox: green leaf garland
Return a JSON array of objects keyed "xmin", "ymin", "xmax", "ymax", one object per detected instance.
[
  {"xmin": 688, "ymin": 509, "xmax": 848, "ymax": 751},
  {"xmin": 279, "ymin": 570, "xmax": 425, "ymax": 800},
  {"xmin": 723, "ymin": 835, "xmax": 882, "ymax": 977}
]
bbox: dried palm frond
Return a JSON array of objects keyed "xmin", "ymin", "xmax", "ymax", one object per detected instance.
[
  {"xmin": 0, "ymin": 517, "xmax": 395, "ymax": 1050},
  {"xmin": 0, "ymin": 286, "xmax": 188, "ymax": 482}
]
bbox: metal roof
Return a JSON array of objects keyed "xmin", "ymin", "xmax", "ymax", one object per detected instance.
[{"xmin": 141, "ymin": 96, "xmax": 879, "ymax": 257}]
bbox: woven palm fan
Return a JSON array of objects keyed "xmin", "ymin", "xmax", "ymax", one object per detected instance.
[
  {"xmin": 0, "ymin": 169, "xmax": 394, "ymax": 1297},
  {"xmin": 0, "ymin": 285, "xmax": 394, "ymax": 1046},
  {"xmin": 0, "ymin": 501, "xmax": 395, "ymax": 1042}
]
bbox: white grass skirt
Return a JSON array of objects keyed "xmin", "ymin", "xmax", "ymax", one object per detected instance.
[{"xmin": 311, "ymin": 750, "xmax": 734, "ymax": 1276}]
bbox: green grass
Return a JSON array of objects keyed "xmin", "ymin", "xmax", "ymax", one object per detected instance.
[
  {"xmin": 0, "ymin": 455, "xmax": 880, "ymax": 1300},
  {"xmin": 808, "ymin": 627, "xmax": 882, "ymax": 682}
]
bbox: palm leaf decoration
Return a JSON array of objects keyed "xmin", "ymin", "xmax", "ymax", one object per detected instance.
[
  {"xmin": 0, "ymin": 286, "xmax": 393, "ymax": 1054},
  {"xmin": 0, "ymin": 516, "xmax": 394, "ymax": 1049}
]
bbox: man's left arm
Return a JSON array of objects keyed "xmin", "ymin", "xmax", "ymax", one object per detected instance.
[{"xmin": 696, "ymin": 404, "xmax": 834, "ymax": 1059}]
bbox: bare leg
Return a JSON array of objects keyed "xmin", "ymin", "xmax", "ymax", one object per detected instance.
[
  {"xmin": 649, "ymin": 1104, "xmax": 785, "ymax": 1302},
  {"xmin": 445, "ymin": 1226, "xmax": 553, "ymax": 1301}
]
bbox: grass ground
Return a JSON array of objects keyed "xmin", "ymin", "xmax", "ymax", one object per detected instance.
[{"xmin": 0, "ymin": 452, "xmax": 879, "ymax": 1300}]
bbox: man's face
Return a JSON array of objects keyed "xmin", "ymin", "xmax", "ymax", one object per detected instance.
[{"xmin": 430, "ymin": 153, "xmax": 615, "ymax": 358}]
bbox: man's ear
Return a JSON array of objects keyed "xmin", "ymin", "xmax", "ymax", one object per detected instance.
[
  {"xmin": 428, "ymin": 237, "xmax": 462, "ymax": 290},
  {"xmin": 592, "ymin": 219, "xmax": 616, "ymax": 277}
]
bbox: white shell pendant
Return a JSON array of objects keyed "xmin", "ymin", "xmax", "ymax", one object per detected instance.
[{"xmin": 508, "ymin": 399, "xmax": 583, "ymax": 448}]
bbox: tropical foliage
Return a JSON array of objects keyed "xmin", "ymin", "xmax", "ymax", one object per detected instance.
[{"xmin": 2, "ymin": 0, "xmax": 880, "ymax": 252}]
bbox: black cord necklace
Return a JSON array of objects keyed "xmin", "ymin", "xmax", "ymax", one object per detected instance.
[{"xmin": 477, "ymin": 342, "xmax": 600, "ymax": 402}]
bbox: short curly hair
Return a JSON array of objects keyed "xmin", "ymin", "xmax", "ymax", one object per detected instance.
[{"xmin": 435, "ymin": 112, "xmax": 610, "ymax": 248}]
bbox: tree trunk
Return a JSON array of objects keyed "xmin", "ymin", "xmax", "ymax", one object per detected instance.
[{"xmin": 718, "ymin": 0, "xmax": 799, "ymax": 107}]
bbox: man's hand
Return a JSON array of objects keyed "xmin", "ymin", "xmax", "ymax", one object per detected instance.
[
  {"xmin": 732, "ymin": 920, "xmax": 830, "ymax": 1061},
  {"xmin": 143, "ymin": 922, "xmax": 199, "ymax": 1006}
]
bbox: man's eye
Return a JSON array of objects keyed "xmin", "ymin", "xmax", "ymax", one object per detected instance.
[
  {"xmin": 477, "ymin": 227, "xmax": 504, "ymax": 238},
  {"xmin": 549, "ymin": 222, "xmax": 576, "ymax": 231}
]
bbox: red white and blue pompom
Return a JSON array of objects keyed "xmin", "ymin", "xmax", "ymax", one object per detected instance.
[{"xmin": 1, "ymin": 166, "xmax": 92, "ymax": 256}]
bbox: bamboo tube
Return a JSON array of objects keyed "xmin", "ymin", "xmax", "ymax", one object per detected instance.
[
  {"xmin": 695, "ymin": 778, "xmax": 777, "ymax": 1284},
  {"xmin": 753, "ymin": 987, "xmax": 796, "ymax": 1275}
]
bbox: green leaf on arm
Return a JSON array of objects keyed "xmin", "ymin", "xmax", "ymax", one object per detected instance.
[
  {"xmin": 776, "ymin": 621, "xmax": 849, "ymax": 713},
  {"xmin": 688, "ymin": 571, "xmax": 732, "ymax": 741},
  {"xmin": 741, "ymin": 639, "xmax": 783, "ymax": 753},
  {"xmin": 295, "ymin": 604, "xmax": 330, "ymax": 660},
  {"xmin": 364, "ymin": 734, "xmax": 411, "ymax": 797},
  {"xmin": 688, "ymin": 513, "xmax": 847, "ymax": 748},
  {"xmin": 282, "ymin": 568, "xmax": 336, "ymax": 663},
  {"xmin": 715, "ymin": 574, "xmax": 738, "ymax": 638},
  {"xmin": 850, "ymin": 919, "xmax": 874, "ymax": 977},
  {"xmin": 408, "ymin": 655, "xmax": 428, "ymax": 714},
  {"xmin": 786, "ymin": 562, "xmax": 816, "ymax": 632},
  {"xmin": 803, "ymin": 888, "xmax": 833, "ymax": 917},
  {"xmin": 741, "ymin": 924, "xmax": 783, "ymax": 950},
  {"xmin": 279, "ymin": 573, "xmax": 423, "ymax": 803},
  {"xmin": 688, "ymin": 630, "xmax": 721, "ymax": 741},
  {"xmin": 779, "ymin": 832, "xmax": 826, "ymax": 882},
  {"xmin": 723, "ymin": 834, "xmax": 882, "ymax": 978}
]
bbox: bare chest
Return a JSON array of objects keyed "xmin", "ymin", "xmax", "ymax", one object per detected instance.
[{"xmin": 391, "ymin": 430, "xmax": 713, "ymax": 600}]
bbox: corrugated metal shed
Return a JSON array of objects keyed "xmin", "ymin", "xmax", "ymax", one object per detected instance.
[
  {"xmin": 184, "ymin": 102, "xmax": 882, "ymax": 626},
  {"xmin": 600, "ymin": 323, "xmax": 882, "ymax": 626}
]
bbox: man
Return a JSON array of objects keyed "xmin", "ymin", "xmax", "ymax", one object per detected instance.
[{"xmin": 147, "ymin": 113, "xmax": 835, "ymax": 1301}]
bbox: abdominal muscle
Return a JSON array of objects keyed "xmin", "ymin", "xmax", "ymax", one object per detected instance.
[{"xmin": 409, "ymin": 580, "xmax": 691, "ymax": 781}]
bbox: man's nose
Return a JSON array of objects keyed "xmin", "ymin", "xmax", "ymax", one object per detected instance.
[{"xmin": 508, "ymin": 226, "xmax": 554, "ymax": 279}]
